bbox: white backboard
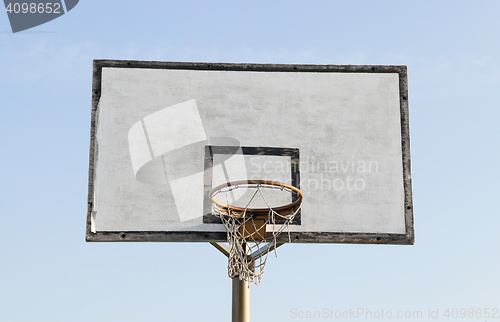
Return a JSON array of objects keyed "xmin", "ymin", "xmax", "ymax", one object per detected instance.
[{"xmin": 86, "ymin": 60, "xmax": 413, "ymax": 244}]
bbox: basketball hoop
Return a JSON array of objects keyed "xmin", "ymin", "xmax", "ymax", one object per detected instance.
[{"xmin": 210, "ymin": 180, "xmax": 303, "ymax": 284}]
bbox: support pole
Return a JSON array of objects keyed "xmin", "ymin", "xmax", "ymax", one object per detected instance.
[
  {"xmin": 232, "ymin": 276, "xmax": 251, "ymax": 322},
  {"xmin": 210, "ymin": 242, "xmax": 253, "ymax": 322}
]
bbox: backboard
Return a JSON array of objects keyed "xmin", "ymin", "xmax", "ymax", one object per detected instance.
[{"xmin": 86, "ymin": 60, "xmax": 413, "ymax": 244}]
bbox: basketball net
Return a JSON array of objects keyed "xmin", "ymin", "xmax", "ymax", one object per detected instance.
[{"xmin": 211, "ymin": 181, "xmax": 302, "ymax": 285}]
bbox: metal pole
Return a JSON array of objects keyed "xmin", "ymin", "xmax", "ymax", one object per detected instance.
[
  {"xmin": 210, "ymin": 242, "xmax": 252, "ymax": 322},
  {"xmin": 232, "ymin": 276, "xmax": 251, "ymax": 322}
]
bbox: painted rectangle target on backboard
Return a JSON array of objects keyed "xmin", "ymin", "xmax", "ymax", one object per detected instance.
[{"xmin": 86, "ymin": 60, "xmax": 413, "ymax": 244}]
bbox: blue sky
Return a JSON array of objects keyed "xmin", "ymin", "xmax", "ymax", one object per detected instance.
[{"xmin": 1, "ymin": 1, "xmax": 499, "ymax": 321}]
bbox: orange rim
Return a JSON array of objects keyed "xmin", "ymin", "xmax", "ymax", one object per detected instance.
[{"xmin": 210, "ymin": 180, "xmax": 303, "ymax": 214}]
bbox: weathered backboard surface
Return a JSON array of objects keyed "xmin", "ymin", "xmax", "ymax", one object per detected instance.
[{"xmin": 86, "ymin": 60, "xmax": 413, "ymax": 244}]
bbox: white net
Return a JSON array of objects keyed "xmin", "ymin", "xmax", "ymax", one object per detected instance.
[{"xmin": 211, "ymin": 181, "xmax": 302, "ymax": 285}]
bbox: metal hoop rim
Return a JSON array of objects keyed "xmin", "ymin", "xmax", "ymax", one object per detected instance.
[{"xmin": 210, "ymin": 180, "xmax": 303, "ymax": 214}]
